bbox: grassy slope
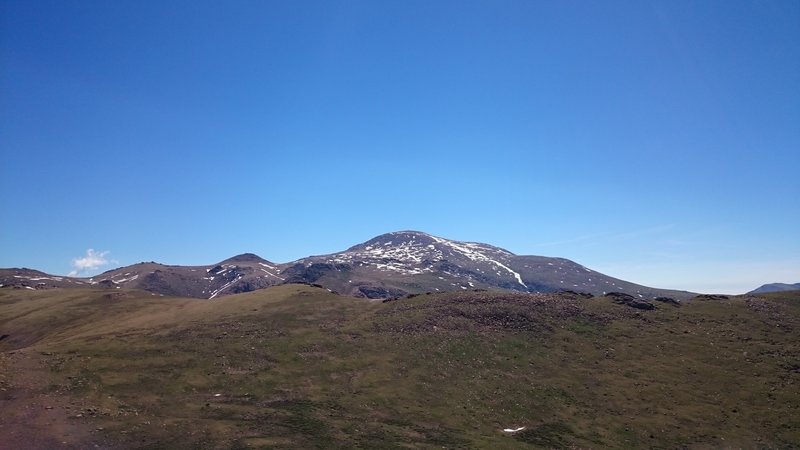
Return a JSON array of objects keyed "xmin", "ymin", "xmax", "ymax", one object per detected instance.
[{"xmin": 1, "ymin": 286, "xmax": 798, "ymax": 449}]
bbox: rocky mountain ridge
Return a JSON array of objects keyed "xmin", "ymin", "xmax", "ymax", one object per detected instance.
[{"xmin": 0, "ymin": 231, "xmax": 696, "ymax": 300}]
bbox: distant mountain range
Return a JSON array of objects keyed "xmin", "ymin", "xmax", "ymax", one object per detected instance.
[
  {"xmin": 0, "ymin": 231, "xmax": 696, "ymax": 300},
  {"xmin": 748, "ymin": 282, "xmax": 800, "ymax": 294}
]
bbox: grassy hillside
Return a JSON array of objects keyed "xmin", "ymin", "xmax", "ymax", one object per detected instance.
[{"xmin": 1, "ymin": 286, "xmax": 798, "ymax": 449}]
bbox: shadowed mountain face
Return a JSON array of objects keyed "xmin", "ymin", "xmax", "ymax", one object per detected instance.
[{"xmin": 0, "ymin": 231, "xmax": 695, "ymax": 300}]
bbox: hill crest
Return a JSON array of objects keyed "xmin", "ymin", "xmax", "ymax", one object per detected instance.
[{"xmin": 748, "ymin": 282, "xmax": 800, "ymax": 294}]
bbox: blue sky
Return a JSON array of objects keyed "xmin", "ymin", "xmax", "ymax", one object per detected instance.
[{"xmin": 1, "ymin": 0, "xmax": 798, "ymax": 294}]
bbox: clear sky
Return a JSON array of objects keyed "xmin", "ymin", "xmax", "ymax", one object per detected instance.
[{"xmin": 1, "ymin": 0, "xmax": 798, "ymax": 294}]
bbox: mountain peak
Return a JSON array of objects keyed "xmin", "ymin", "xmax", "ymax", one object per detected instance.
[
  {"xmin": 221, "ymin": 253, "xmax": 268, "ymax": 264},
  {"xmin": 373, "ymin": 230, "xmax": 434, "ymax": 240},
  {"xmin": 346, "ymin": 231, "xmax": 434, "ymax": 251},
  {"xmin": 342, "ymin": 230, "xmax": 518, "ymax": 261}
]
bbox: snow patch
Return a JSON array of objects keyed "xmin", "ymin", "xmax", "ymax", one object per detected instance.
[
  {"xmin": 111, "ymin": 274, "xmax": 139, "ymax": 284},
  {"xmin": 428, "ymin": 235, "xmax": 528, "ymax": 289},
  {"xmin": 208, "ymin": 275, "xmax": 243, "ymax": 299},
  {"xmin": 374, "ymin": 262, "xmax": 423, "ymax": 275},
  {"xmin": 12, "ymin": 275, "xmax": 61, "ymax": 282},
  {"xmin": 260, "ymin": 268, "xmax": 285, "ymax": 280}
]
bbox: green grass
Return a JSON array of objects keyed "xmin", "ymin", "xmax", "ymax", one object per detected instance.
[{"xmin": 1, "ymin": 286, "xmax": 799, "ymax": 448}]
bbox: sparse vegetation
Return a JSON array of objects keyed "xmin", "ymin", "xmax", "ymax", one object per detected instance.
[{"xmin": 1, "ymin": 286, "xmax": 799, "ymax": 448}]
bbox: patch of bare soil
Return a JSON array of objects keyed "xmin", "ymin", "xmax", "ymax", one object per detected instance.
[{"xmin": 0, "ymin": 350, "xmax": 108, "ymax": 450}]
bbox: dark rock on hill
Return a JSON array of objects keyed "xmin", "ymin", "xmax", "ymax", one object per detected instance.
[
  {"xmin": 604, "ymin": 292, "xmax": 656, "ymax": 310},
  {"xmin": 694, "ymin": 294, "xmax": 730, "ymax": 301},
  {"xmin": 357, "ymin": 285, "xmax": 407, "ymax": 299},
  {"xmin": 653, "ymin": 296, "xmax": 680, "ymax": 306},
  {"xmin": 558, "ymin": 290, "xmax": 594, "ymax": 299}
]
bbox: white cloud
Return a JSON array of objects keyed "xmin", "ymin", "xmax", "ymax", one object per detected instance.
[{"xmin": 68, "ymin": 249, "xmax": 113, "ymax": 276}]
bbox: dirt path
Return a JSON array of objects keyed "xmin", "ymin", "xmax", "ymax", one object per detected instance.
[{"xmin": 0, "ymin": 350, "xmax": 107, "ymax": 450}]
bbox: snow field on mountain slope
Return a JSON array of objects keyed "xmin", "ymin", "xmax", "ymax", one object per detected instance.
[{"xmin": 429, "ymin": 235, "xmax": 527, "ymax": 289}]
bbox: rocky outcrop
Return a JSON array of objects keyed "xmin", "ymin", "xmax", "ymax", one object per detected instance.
[{"xmin": 604, "ymin": 292, "xmax": 656, "ymax": 310}]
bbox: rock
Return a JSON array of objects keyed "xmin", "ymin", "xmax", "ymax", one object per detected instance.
[
  {"xmin": 559, "ymin": 290, "xmax": 593, "ymax": 299},
  {"xmin": 653, "ymin": 296, "xmax": 680, "ymax": 306},
  {"xmin": 604, "ymin": 292, "xmax": 655, "ymax": 310},
  {"xmin": 96, "ymin": 279, "xmax": 115, "ymax": 288},
  {"xmin": 604, "ymin": 292, "xmax": 635, "ymax": 301},
  {"xmin": 694, "ymin": 294, "xmax": 729, "ymax": 301},
  {"xmin": 357, "ymin": 285, "xmax": 407, "ymax": 299}
]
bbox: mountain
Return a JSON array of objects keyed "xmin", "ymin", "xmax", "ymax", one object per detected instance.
[
  {"xmin": 0, "ymin": 231, "xmax": 696, "ymax": 300},
  {"xmin": 0, "ymin": 268, "xmax": 89, "ymax": 290},
  {"xmin": 0, "ymin": 253, "xmax": 285, "ymax": 299},
  {"xmin": 748, "ymin": 282, "xmax": 800, "ymax": 294},
  {"xmin": 284, "ymin": 231, "xmax": 695, "ymax": 300}
]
